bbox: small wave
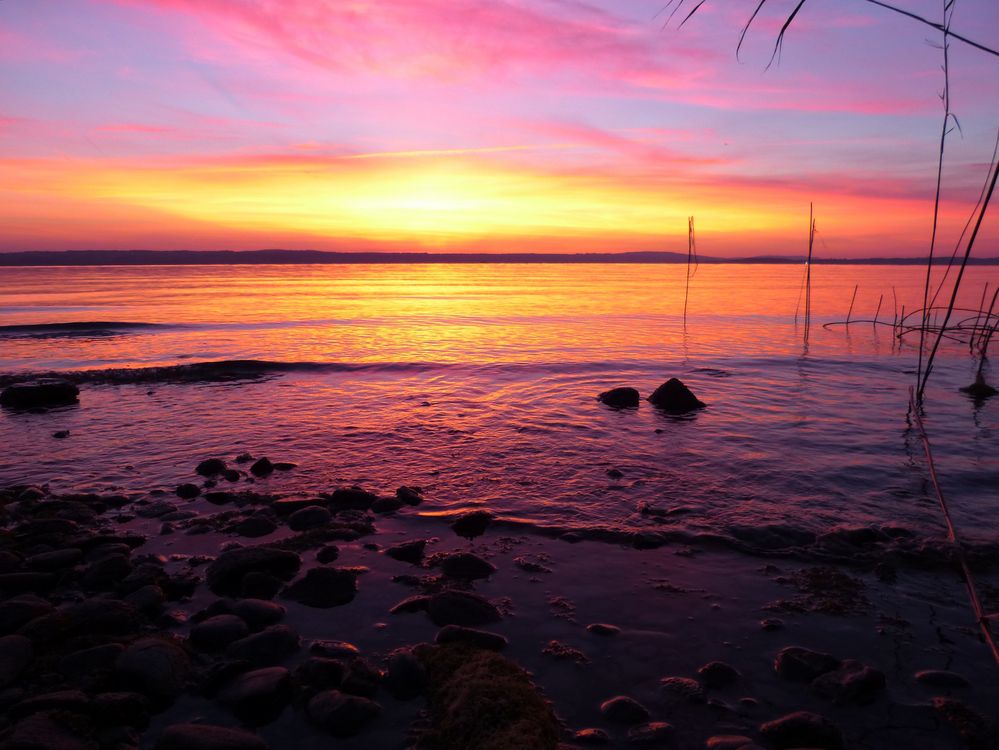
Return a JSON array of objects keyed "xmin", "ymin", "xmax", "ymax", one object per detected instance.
[{"xmin": 0, "ymin": 321, "xmax": 165, "ymax": 339}]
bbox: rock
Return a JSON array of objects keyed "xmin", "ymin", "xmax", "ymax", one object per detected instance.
[
  {"xmin": 92, "ymin": 691, "xmax": 148, "ymax": 728},
  {"xmin": 231, "ymin": 599, "xmax": 285, "ymax": 630},
  {"xmin": 1, "ymin": 379, "xmax": 79, "ymax": 409},
  {"xmin": 810, "ymin": 659, "xmax": 885, "ymax": 705},
  {"xmin": 914, "ymin": 669, "xmax": 969, "ymax": 688},
  {"xmin": 760, "ymin": 618, "xmax": 783, "ymax": 631},
  {"xmin": 698, "ymin": 660, "xmax": 740, "ymax": 688},
  {"xmin": 273, "ymin": 462, "xmax": 296, "ymax": 471},
  {"xmin": 175, "ymin": 483, "xmax": 201, "ymax": 500},
  {"xmin": 226, "ymin": 625, "xmax": 300, "ymax": 666},
  {"xmin": 627, "ymin": 722, "xmax": 674, "ymax": 746},
  {"xmin": 327, "ymin": 487, "xmax": 377, "ymax": 510},
  {"xmin": 371, "ymin": 495, "xmax": 404, "ymax": 513},
  {"xmin": 58, "ymin": 644, "xmax": 124, "ymax": 679},
  {"xmin": 235, "ymin": 453, "xmax": 254, "ymax": 464},
  {"xmin": 316, "ymin": 545, "xmax": 340, "ymax": 564},
  {"xmin": 25, "ymin": 549, "xmax": 82, "ymax": 571},
  {"xmin": 287, "ymin": 505, "xmax": 331, "ymax": 531},
  {"xmin": 155, "ymin": 724, "xmax": 269, "ymax": 750},
  {"xmin": 586, "ymin": 623, "xmax": 620, "ymax": 636},
  {"xmin": 115, "ymin": 638, "xmax": 190, "ymax": 701},
  {"xmin": 396, "ymin": 486, "xmax": 423, "ymax": 505},
  {"xmin": 249, "ymin": 458, "xmax": 274, "ymax": 477},
  {"xmin": 190, "ymin": 615, "xmax": 250, "ymax": 652},
  {"xmin": 598, "ymin": 386, "xmax": 640, "ymax": 408},
  {"xmin": 52, "ymin": 430, "xmax": 71, "ymax": 438},
  {"xmin": 600, "ymin": 695, "xmax": 650, "ymax": 724},
  {"xmin": 0, "ymin": 572, "xmax": 57, "ymax": 595},
  {"xmin": 59, "ymin": 598, "xmax": 143, "ymax": 638},
  {"xmin": 218, "ymin": 666, "xmax": 292, "ymax": 726},
  {"xmin": 440, "ymin": 552, "xmax": 497, "ymax": 580},
  {"xmin": 573, "ymin": 728, "xmax": 611, "ymax": 745},
  {"xmin": 6, "ymin": 712, "xmax": 97, "ymax": 750},
  {"xmin": 205, "ymin": 547, "xmax": 301, "ymax": 596},
  {"xmin": 606, "ymin": 468, "xmax": 624, "ymax": 479},
  {"xmin": 282, "ymin": 568, "xmax": 357, "ymax": 608},
  {"xmin": 706, "ymin": 736, "xmax": 757, "ymax": 750},
  {"xmin": 384, "ymin": 648, "xmax": 427, "ymax": 700},
  {"xmin": 773, "ymin": 646, "xmax": 840, "ymax": 682},
  {"xmin": 647, "ymin": 378, "xmax": 705, "ymax": 413},
  {"xmin": 450, "ymin": 510, "xmax": 493, "ymax": 541},
  {"xmin": 389, "ymin": 595, "xmax": 431, "ymax": 614},
  {"xmin": 8, "ymin": 689, "xmax": 90, "ymax": 720},
  {"xmin": 961, "ymin": 373, "xmax": 998, "ymax": 400},
  {"xmin": 435, "ymin": 625, "xmax": 508, "ymax": 651},
  {"xmin": 0, "ymin": 635, "xmax": 33, "ymax": 688},
  {"xmin": 240, "ymin": 573, "xmax": 283, "ymax": 600},
  {"xmin": 427, "ymin": 590, "xmax": 501, "ymax": 627},
  {"xmin": 0, "ymin": 595, "xmax": 54, "ymax": 633},
  {"xmin": 385, "ymin": 539, "xmax": 427, "ymax": 564},
  {"xmin": 125, "ymin": 584, "xmax": 165, "ymax": 613},
  {"xmin": 234, "ymin": 517, "xmax": 277, "ymax": 538},
  {"xmin": 294, "ymin": 657, "xmax": 346, "ymax": 694},
  {"xmin": 80, "ymin": 553, "xmax": 132, "ymax": 590},
  {"xmin": 759, "ymin": 711, "xmax": 843, "ymax": 750},
  {"xmin": 306, "ymin": 690, "xmax": 381, "ymax": 737},
  {"xmin": 223, "ymin": 469, "xmax": 242, "ymax": 482},
  {"xmin": 659, "ymin": 676, "xmax": 706, "ymax": 703},
  {"xmin": 196, "ymin": 458, "xmax": 228, "ymax": 477}
]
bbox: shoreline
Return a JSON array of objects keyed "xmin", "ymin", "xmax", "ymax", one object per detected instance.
[{"xmin": 2, "ymin": 460, "xmax": 997, "ymax": 749}]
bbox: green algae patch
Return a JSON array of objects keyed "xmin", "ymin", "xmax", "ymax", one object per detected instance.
[{"xmin": 417, "ymin": 644, "xmax": 559, "ymax": 750}]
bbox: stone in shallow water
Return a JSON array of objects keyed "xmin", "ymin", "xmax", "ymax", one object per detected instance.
[
  {"xmin": 647, "ymin": 377, "xmax": 705, "ymax": 413},
  {"xmin": 0, "ymin": 379, "xmax": 79, "ymax": 409},
  {"xmin": 383, "ymin": 647, "xmax": 427, "ymax": 700},
  {"xmin": 306, "ymin": 689, "xmax": 381, "ymax": 737},
  {"xmin": 914, "ymin": 669, "xmax": 969, "ymax": 688},
  {"xmin": 175, "ymin": 483, "xmax": 200, "ymax": 499},
  {"xmin": 439, "ymin": 552, "xmax": 497, "ymax": 580},
  {"xmin": 810, "ymin": 659, "xmax": 885, "ymax": 705},
  {"xmin": 435, "ymin": 625, "xmax": 508, "ymax": 651},
  {"xmin": 205, "ymin": 547, "xmax": 301, "ymax": 596},
  {"xmin": 155, "ymin": 723, "xmax": 269, "ymax": 750},
  {"xmin": 773, "ymin": 645, "xmax": 840, "ymax": 682},
  {"xmin": 225, "ymin": 625, "xmax": 300, "ymax": 666},
  {"xmin": 115, "ymin": 638, "xmax": 190, "ymax": 701},
  {"xmin": 190, "ymin": 615, "xmax": 250, "ymax": 652},
  {"xmin": 427, "ymin": 590, "xmax": 501, "ymax": 627},
  {"xmin": 231, "ymin": 599, "xmax": 285, "ymax": 630},
  {"xmin": 450, "ymin": 510, "xmax": 493, "ymax": 540},
  {"xmin": 282, "ymin": 567, "xmax": 357, "ymax": 608},
  {"xmin": 287, "ymin": 505, "xmax": 331, "ymax": 531},
  {"xmin": 659, "ymin": 676, "xmax": 706, "ymax": 703},
  {"xmin": 698, "ymin": 660, "xmax": 741, "ymax": 688},
  {"xmin": 598, "ymin": 386, "xmax": 640, "ymax": 408},
  {"xmin": 586, "ymin": 623, "xmax": 620, "ymax": 636},
  {"xmin": 218, "ymin": 666, "xmax": 292, "ymax": 726},
  {"xmin": 573, "ymin": 728, "xmax": 611, "ymax": 745},
  {"xmin": 384, "ymin": 539, "xmax": 427, "ymax": 564},
  {"xmin": 196, "ymin": 458, "xmax": 227, "ymax": 477},
  {"xmin": 627, "ymin": 721, "xmax": 675, "ymax": 746},
  {"xmin": 599, "ymin": 695, "xmax": 650, "ymax": 724}
]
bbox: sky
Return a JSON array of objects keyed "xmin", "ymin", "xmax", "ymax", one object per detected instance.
[{"xmin": 1, "ymin": 0, "xmax": 998, "ymax": 257}]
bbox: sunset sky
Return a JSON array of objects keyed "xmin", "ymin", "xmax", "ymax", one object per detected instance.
[{"xmin": 1, "ymin": 0, "xmax": 997, "ymax": 256}]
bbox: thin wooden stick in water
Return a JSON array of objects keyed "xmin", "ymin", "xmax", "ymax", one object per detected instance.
[
  {"xmin": 683, "ymin": 216, "xmax": 697, "ymax": 328},
  {"xmin": 803, "ymin": 203, "xmax": 815, "ymax": 344},
  {"xmin": 874, "ymin": 294, "xmax": 883, "ymax": 329},
  {"xmin": 971, "ymin": 282, "xmax": 989, "ymax": 353},
  {"xmin": 846, "ymin": 284, "xmax": 859, "ymax": 326}
]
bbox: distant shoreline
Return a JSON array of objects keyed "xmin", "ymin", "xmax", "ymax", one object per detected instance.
[{"xmin": 2, "ymin": 249, "xmax": 999, "ymax": 266}]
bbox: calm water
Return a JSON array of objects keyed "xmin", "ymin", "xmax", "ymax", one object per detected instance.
[{"xmin": 1, "ymin": 263, "xmax": 997, "ymax": 557}]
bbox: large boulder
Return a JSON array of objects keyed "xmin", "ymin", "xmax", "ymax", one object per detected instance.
[
  {"xmin": 647, "ymin": 378, "xmax": 705, "ymax": 413},
  {"xmin": 1, "ymin": 379, "xmax": 79, "ymax": 409}
]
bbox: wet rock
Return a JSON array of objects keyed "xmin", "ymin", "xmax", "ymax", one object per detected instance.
[
  {"xmin": 53, "ymin": 429, "xmax": 71, "ymax": 438},
  {"xmin": 627, "ymin": 722, "xmax": 674, "ymax": 746},
  {"xmin": 0, "ymin": 595, "xmax": 54, "ymax": 634},
  {"xmin": 586, "ymin": 623, "xmax": 620, "ymax": 636},
  {"xmin": 1, "ymin": 379, "xmax": 79, "ymax": 409},
  {"xmin": 6, "ymin": 712, "xmax": 96, "ymax": 750},
  {"xmin": 450, "ymin": 510, "xmax": 493, "ymax": 541},
  {"xmin": 0, "ymin": 572, "xmax": 57, "ymax": 595},
  {"xmin": 914, "ymin": 669, "xmax": 969, "ymax": 688},
  {"xmin": 25, "ymin": 549, "xmax": 82, "ymax": 571},
  {"xmin": 56, "ymin": 598, "xmax": 143, "ymax": 639},
  {"xmin": 249, "ymin": 457, "xmax": 274, "ymax": 477},
  {"xmin": 218, "ymin": 666, "xmax": 292, "ymax": 726},
  {"xmin": 706, "ymin": 736, "xmax": 757, "ymax": 750},
  {"xmin": 282, "ymin": 567, "xmax": 357, "ymax": 608},
  {"xmin": 647, "ymin": 377, "xmax": 705, "ymax": 413},
  {"xmin": 396, "ymin": 486, "xmax": 423, "ymax": 505},
  {"xmin": 698, "ymin": 660, "xmax": 741, "ymax": 688},
  {"xmin": 371, "ymin": 495, "xmax": 404, "ymax": 513},
  {"xmin": 659, "ymin": 676, "xmax": 706, "ymax": 703},
  {"xmin": 223, "ymin": 469, "xmax": 242, "ymax": 482},
  {"xmin": 80, "ymin": 553, "xmax": 132, "ymax": 590},
  {"xmin": 8, "ymin": 689, "xmax": 90, "ymax": 720},
  {"xmin": 205, "ymin": 547, "xmax": 301, "ymax": 596},
  {"xmin": 240, "ymin": 573, "xmax": 283, "ymax": 600},
  {"xmin": 385, "ymin": 539, "xmax": 427, "ymax": 564},
  {"xmin": 59, "ymin": 644, "xmax": 124, "ymax": 679},
  {"xmin": 598, "ymin": 386, "xmax": 640, "ymax": 408},
  {"xmin": 0, "ymin": 635, "xmax": 33, "ymax": 688},
  {"xmin": 125, "ymin": 584, "xmax": 165, "ymax": 613},
  {"xmin": 810, "ymin": 660, "xmax": 885, "ymax": 705},
  {"xmin": 440, "ymin": 552, "xmax": 497, "ymax": 580},
  {"xmin": 961, "ymin": 374, "xmax": 998, "ymax": 400},
  {"xmin": 233, "ymin": 516, "xmax": 277, "ymax": 538},
  {"xmin": 115, "ymin": 638, "xmax": 191, "ymax": 701},
  {"xmin": 931, "ymin": 696, "xmax": 997, "ymax": 747},
  {"xmin": 196, "ymin": 458, "xmax": 228, "ymax": 477},
  {"xmin": 339, "ymin": 656, "xmax": 382, "ymax": 698},
  {"xmin": 294, "ymin": 657, "xmax": 346, "ymax": 694},
  {"xmin": 155, "ymin": 723, "xmax": 269, "ymax": 750},
  {"xmin": 226, "ymin": 625, "xmax": 300, "ymax": 666},
  {"xmin": 606, "ymin": 468, "xmax": 624, "ymax": 479},
  {"xmin": 327, "ymin": 487, "xmax": 377, "ymax": 510},
  {"xmin": 600, "ymin": 695, "xmax": 650, "ymax": 724},
  {"xmin": 384, "ymin": 648, "xmax": 427, "ymax": 700},
  {"xmin": 231, "ymin": 599, "xmax": 285, "ymax": 630},
  {"xmin": 306, "ymin": 690, "xmax": 381, "ymax": 737},
  {"xmin": 235, "ymin": 453, "xmax": 254, "ymax": 464},
  {"xmin": 273, "ymin": 462, "xmax": 296, "ymax": 471},
  {"xmin": 316, "ymin": 545, "xmax": 340, "ymax": 564},
  {"xmin": 759, "ymin": 710, "xmax": 843, "ymax": 750},
  {"xmin": 773, "ymin": 646, "xmax": 840, "ymax": 682},
  {"xmin": 190, "ymin": 615, "xmax": 250, "ymax": 652},
  {"xmin": 760, "ymin": 618, "xmax": 783, "ymax": 631},
  {"xmin": 435, "ymin": 625, "xmax": 508, "ymax": 651},
  {"xmin": 427, "ymin": 590, "xmax": 501, "ymax": 627},
  {"xmin": 573, "ymin": 728, "xmax": 611, "ymax": 745},
  {"xmin": 287, "ymin": 505, "xmax": 331, "ymax": 531}
]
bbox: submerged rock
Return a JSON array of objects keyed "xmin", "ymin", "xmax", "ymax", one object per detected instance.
[
  {"xmin": 573, "ymin": 728, "xmax": 611, "ymax": 745},
  {"xmin": 282, "ymin": 567, "xmax": 357, "ymax": 608},
  {"xmin": 1, "ymin": 379, "xmax": 79, "ymax": 409},
  {"xmin": 627, "ymin": 722, "xmax": 675, "ymax": 746},
  {"xmin": 647, "ymin": 377, "xmax": 705, "ymax": 413},
  {"xmin": 698, "ymin": 660, "xmax": 741, "ymax": 688},
  {"xmin": 598, "ymin": 387, "xmax": 640, "ymax": 408},
  {"xmin": 384, "ymin": 647, "xmax": 428, "ymax": 700},
  {"xmin": 287, "ymin": 505, "xmax": 331, "ymax": 531},
  {"xmin": 914, "ymin": 669, "xmax": 969, "ymax": 688},
  {"xmin": 190, "ymin": 615, "xmax": 250, "ymax": 652},
  {"xmin": 225, "ymin": 625, "xmax": 300, "ymax": 666},
  {"xmin": 960, "ymin": 373, "xmax": 997, "ymax": 400}
]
